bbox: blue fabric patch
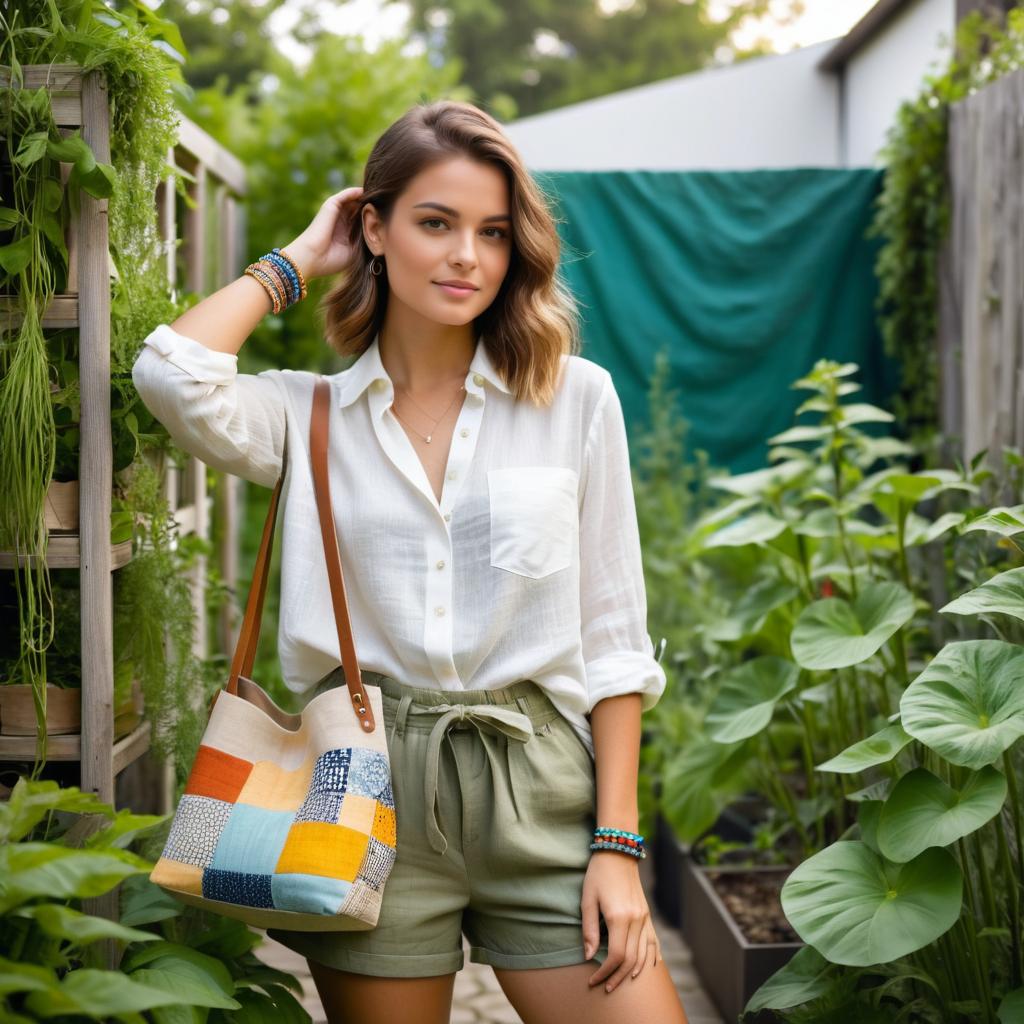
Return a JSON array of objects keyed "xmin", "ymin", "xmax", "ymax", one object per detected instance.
[
  {"xmin": 203, "ymin": 868, "xmax": 274, "ymax": 908},
  {"xmin": 294, "ymin": 791, "xmax": 343, "ymax": 824},
  {"xmin": 348, "ymin": 748, "xmax": 389, "ymax": 799},
  {"xmin": 272, "ymin": 873, "xmax": 354, "ymax": 915},
  {"xmin": 310, "ymin": 748, "xmax": 352, "ymax": 794},
  {"xmin": 209, "ymin": 803, "xmax": 293, "ymax": 875}
]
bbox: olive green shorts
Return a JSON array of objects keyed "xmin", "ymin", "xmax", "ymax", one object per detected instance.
[{"xmin": 266, "ymin": 668, "xmax": 611, "ymax": 977}]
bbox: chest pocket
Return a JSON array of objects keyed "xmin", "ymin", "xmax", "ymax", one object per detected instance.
[{"xmin": 487, "ymin": 466, "xmax": 579, "ymax": 579}]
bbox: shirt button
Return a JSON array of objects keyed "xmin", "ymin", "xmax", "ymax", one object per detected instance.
[
  {"xmin": 472, "ymin": 373, "xmax": 484, "ymax": 386},
  {"xmin": 436, "ymin": 559, "xmax": 445, "ymax": 570},
  {"xmin": 434, "ymin": 606, "xmax": 446, "ymax": 617},
  {"xmin": 446, "ymin": 469, "xmax": 456, "ymax": 480},
  {"xmin": 459, "ymin": 428, "xmax": 469, "ymax": 438},
  {"xmin": 371, "ymin": 378, "xmax": 386, "ymax": 391},
  {"xmin": 443, "ymin": 512, "xmax": 451, "ymax": 521}
]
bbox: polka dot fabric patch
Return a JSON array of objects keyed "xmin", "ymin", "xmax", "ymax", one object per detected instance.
[{"xmin": 150, "ymin": 706, "xmax": 396, "ymax": 931}]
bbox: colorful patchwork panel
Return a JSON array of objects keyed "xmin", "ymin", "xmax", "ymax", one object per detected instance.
[{"xmin": 150, "ymin": 738, "xmax": 396, "ymax": 925}]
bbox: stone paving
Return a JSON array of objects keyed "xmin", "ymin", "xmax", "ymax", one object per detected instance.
[{"xmin": 256, "ymin": 852, "xmax": 724, "ymax": 1023}]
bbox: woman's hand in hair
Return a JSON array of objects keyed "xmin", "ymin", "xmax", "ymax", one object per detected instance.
[{"xmin": 284, "ymin": 186, "xmax": 364, "ymax": 281}]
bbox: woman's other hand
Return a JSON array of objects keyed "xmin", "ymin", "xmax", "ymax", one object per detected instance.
[
  {"xmin": 581, "ymin": 851, "xmax": 661, "ymax": 993},
  {"xmin": 284, "ymin": 186, "xmax": 364, "ymax": 281}
]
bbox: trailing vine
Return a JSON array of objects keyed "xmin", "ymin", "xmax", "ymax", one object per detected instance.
[
  {"xmin": 0, "ymin": 0, "xmax": 218, "ymax": 778},
  {"xmin": 868, "ymin": 7, "xmax": 1024, "ymax": 459}
]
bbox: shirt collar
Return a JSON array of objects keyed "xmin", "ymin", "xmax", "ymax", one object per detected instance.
[{"xmin": 336, "ymin": 332, "xmax": 511, "ymax": 409}]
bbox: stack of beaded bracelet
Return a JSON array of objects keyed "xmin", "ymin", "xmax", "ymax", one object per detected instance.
[
  {"xmin": 589, "ymin": 827, "xmax": 646, "ymax": 859},
  {"xmin": 243, "ymin": 246, "xmax": 308, "ymax": 314}
]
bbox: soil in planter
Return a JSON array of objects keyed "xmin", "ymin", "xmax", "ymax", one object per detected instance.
[{"xmin": 707, "ymin": 870, "xmax": 801, "ymax": 944}]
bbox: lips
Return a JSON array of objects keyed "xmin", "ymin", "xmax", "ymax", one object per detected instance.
[{"xmin": 434, "ymin": 282, "xmax": 478, "ymax": 296}]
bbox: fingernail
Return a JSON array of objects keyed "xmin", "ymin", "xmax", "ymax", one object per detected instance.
[
  {"xmin": 584, "ymin": 945, "xmax": 591, "ymax": 959},
  {"xmin": 605, "ymin": 984, "xmax": 612, "ymax": 993}
]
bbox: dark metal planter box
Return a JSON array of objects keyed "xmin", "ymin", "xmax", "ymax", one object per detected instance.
[
  {"xmin": 682, "ymin": 859, "xmax": 803, "ymax": 1023},
  {"xmin": 652, "ymin": 805, "xmax": 761, "ymax": 929}
]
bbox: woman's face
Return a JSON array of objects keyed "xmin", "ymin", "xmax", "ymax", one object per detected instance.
[{"xmin": 362, "ymin": 155, "xmax": 513, "ymax": 327}]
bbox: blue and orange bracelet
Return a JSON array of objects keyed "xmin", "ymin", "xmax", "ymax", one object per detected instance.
[{"xmin": 590, "ymin": 826, "xmax": 646, "ymax": 859}]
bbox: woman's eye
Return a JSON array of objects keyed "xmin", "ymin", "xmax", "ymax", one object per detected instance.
[{"xmin": 420, "ymin": 219, "xmax": 508, "ymax": 240}]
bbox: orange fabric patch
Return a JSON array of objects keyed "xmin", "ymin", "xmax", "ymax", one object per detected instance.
[
  {"xmin": 183, "ymin": 745, "xmax": 253, "ymax": 803},
  {"xmin": 372, "ymin": 803, "xmax": 396, "ymax": 848},
  {"xmin": 276, "ymin": 822, "xmax": 369, "ymax": 881}
]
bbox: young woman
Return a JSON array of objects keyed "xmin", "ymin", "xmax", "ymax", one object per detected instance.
[{"xmin": 132, "ymin": 99, "xmax": 687, "ymax": 1024}]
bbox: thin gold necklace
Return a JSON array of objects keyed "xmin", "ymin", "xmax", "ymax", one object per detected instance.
[
  {"xmin": 390, "ymin": 383, "xmax": 466, "ymax": 443},
  {"xmin": 381, "ymin": 331, "xmax": 473, "ymax": 443}
]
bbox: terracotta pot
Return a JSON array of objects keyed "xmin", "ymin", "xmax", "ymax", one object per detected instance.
[
  {"xmin": 44, "ymin": 479, "xmax": 79, "ymax": 532},
  {"xmin": 0, "ymin": 683, "xmax": 81, "ymax": 735}
]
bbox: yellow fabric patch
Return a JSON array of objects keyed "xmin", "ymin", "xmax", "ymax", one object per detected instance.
[
  {"xmin": 372, "ymin": 803, "xmax": 396, "ymax": 848},
  {"xmin": 337, "ymin": 793, "xmax": 376, "ymax": 832},
  {"xmin": 235, "ymin": 756, "xmax": 313, "ymax": 812},
  {"xmin": 276, "ymin": 821, "xmax": 369, "ymax": 880},
  {"xmin": 150, "ymin": 857, "xmax": 203, "ymax": 896}
]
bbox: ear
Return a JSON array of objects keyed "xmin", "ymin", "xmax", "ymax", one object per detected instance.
[{"xmin": 361, "ymin": 202, "xmax": 384, "ymax": 256}]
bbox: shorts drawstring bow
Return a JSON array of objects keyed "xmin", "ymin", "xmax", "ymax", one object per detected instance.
[{"xmin": 390, "ymin": 693, "xmax": 535, "ymax": 856}]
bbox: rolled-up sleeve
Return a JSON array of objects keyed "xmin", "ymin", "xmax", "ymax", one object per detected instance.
[
  {"xmin": 578, "ymin": 371, "xmax": 666, "ymax": 714},
  {"xmin": 131, "ymin": 323, "xmax": 286, "ymax": 488}
]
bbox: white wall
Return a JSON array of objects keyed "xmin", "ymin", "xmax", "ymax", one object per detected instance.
[
  {"xmin": 504, "ymin": 0, "xmax": 959, "ymax": 172},
  {"xmin": 503, "ymin": 40, "xmax": 839, "ymax": 171},
  {"xmin": 843, "ymin": 0, "xmax": 956, "ymax": 166}
]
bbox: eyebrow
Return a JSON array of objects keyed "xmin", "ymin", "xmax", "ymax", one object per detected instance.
[{"xmin": 412, "ymin": 201, "xmax": 511, "ymax": 223}]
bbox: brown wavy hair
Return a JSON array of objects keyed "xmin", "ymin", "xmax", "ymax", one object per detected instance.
[{"xmin": 316, "ymin": 99, "xmax": 580, "ymax": 406}]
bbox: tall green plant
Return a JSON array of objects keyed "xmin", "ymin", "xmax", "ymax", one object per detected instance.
[{"xmin": 685, "ymin": 368, "xmax": 1024, "ymax": 1020}]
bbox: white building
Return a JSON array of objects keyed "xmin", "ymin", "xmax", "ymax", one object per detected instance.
[{"xmin": 504, "ymin": 0, "xmax": 958, "ymax": 170}]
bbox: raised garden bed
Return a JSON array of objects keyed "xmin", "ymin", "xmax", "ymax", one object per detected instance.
[{"xmin": 682, "ymin": 860, "xmax": 803, "ymax": 1023}]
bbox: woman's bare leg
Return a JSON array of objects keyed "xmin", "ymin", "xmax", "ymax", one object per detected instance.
[
  {"xmin": 307, "ymin": 958, "xmax": 457, "ymax": 1024},
  {"xmin": 492, "ymin": 959, "xmax": 688, "ymax": 1024}
]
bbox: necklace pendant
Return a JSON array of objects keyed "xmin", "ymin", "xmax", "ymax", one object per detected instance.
[{"xmin": 425, "ymin": 434, "xmax": 432, "ymax": 443}]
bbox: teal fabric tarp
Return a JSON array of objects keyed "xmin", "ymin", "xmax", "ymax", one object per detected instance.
[{"xmin": 535, "ymin": 169, "xmax": 900, "ymax": 474}]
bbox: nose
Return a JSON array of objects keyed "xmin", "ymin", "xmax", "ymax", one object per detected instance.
[{"xmin": 449, "ymin": 229, "xmax": 479, "ymax": 268}]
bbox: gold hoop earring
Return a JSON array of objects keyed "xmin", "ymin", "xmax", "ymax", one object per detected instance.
[{"xmin": 370, "ymin": 256, "xmax": 383, "ymax": 276}]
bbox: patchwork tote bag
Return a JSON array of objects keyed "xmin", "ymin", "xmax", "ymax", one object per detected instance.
[{"xmin": 149, "ymin": 376, "xmax": 397, "ymax": 931}]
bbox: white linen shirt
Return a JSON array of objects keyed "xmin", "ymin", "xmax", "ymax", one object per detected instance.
[{"xmin": 131, "ymin": 323, "xmax": 666, "ymax": 759}]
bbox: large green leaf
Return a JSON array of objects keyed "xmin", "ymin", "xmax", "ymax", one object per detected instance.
[
  {"xmin": 998, "ymin": 987, "xmax": 1024, "ymax": 1023},
  {"xmin": 744, "ymin": 945, "xmax": 833, "ymax": 1013},
  {"xmin": 791, "ymin": 583, "xmax": 915, "ymax": 670},
  {"xmin": 815, "ymin": 722, "xmax": 913, "ymax": 774},
  {"xmin": 876, "ymin": 766, "xmax": 1007, "ymax": 862},
  {"xmin": 24, "ymin": 969, "xmax": 190, "ymax": 1017},
  {"xmin": 660, "ymin": 736, "xmax": 752, "ymax": 842},
  {"xmin": 703, "ymin": 513, "xmax": 789, "ymax": 548},
  {"xmin": 780, "ymin": 841, "xmax": 962, "ymax": 966},
  {"xmin": 900, "ymin": 640, "xmax": 1024, "ymax": 768},
  {"xmin": 961, "ymin": 505, "xmax": 1024, "ymax": 538},
  {"xmin": 708, "ymin": 459, "xmax": 808, "ymax": 497},
  {"xmin": 12, "ymin": 904, "xmax": 160, "ymax": 947},
  {"xmin": 704, "ymin": 577, "xmax": 799, "ymax": 641},
  {"xmin": 0, "ymin": 844, "xmax": 149, "ymax": 913},
  {"xmin": 941, "ymin": 567, "xmax": 1024, "ymax": 623},
  {"xmin": 704, "ymin": 657, "xmax": 800, "ymax": 742}
]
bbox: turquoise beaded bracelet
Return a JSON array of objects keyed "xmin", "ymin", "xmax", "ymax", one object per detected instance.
[{"xmin": 590, "ymin": 827, "xmax": 646, "ymax": 859}]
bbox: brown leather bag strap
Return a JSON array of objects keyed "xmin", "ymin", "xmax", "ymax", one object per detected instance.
[
  {"xmin": 224, "ymin": 377, "xmax": 377, "ymax": 734},
  {"xmin": 227, "ymin": 442, "xmax": 287, "ymax": 695},
  {"xmin": 309, "ymin": 376, "xmax": 375, "ymax": 732}
]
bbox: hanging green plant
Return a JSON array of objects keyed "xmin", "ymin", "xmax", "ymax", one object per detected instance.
[{"xmin": 868, "ymin": 8, "xmax": 1024, "ymax": 456}]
